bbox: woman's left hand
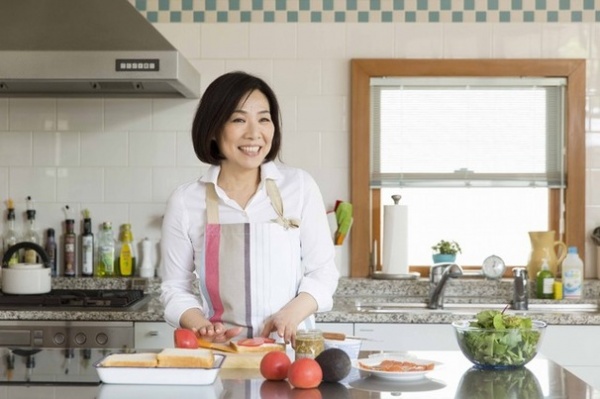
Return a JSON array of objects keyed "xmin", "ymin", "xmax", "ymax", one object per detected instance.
[{"xmin": 260, "ymin": 292, "xmax": 318, "ymax": 345}]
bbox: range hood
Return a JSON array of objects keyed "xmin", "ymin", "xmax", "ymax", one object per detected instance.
[{"xmin": 0, "ymin": 0, "xmax": 200, "ymax": 98}]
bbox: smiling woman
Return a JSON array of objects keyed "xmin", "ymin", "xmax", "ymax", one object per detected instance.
[{"xmin": 350, "ymin": 59, "xmax": 586, "ymax": 277}]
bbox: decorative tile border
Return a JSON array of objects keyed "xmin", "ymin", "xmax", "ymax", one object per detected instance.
[{"xmin": 130, "ymin": 0, "xmax": 600, "ymax": 23}]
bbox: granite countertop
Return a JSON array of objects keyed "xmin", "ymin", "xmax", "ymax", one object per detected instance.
[{"xmin": 1, "ymin": 277, "xmax": 600, "ymax": 325}]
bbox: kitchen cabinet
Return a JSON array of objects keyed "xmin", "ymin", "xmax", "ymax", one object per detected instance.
[
  {"xmin": 134, "ymin": 322, "xmax": 174, "ymax": 348},
  {"xmin": 354, "ymin": 323, "xmax": 458, "ymax": 352}
]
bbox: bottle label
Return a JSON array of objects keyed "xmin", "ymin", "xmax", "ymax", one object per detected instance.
[
  {"xmin": 24, "ymin": 249, "xmax": 38, "ymax": 264},
  {"xmin": 563, "ymin": 269, "xmax": 582, "ymax": 297},
  {"xmin": 542, "ymin": 278, "xmax": 555, "ymax": 294},
  {"xmin": 99, "ymin": 246, "xmax": 115, "ymax": 275},
  {"xmin": 119, "ymin": 244, "xmax": 133, "ymax": 276},
  {"xmin": 64, "ymin": 236, "xmax": 76, "ymax": 276},
  {"xmin": 82, "ymin": 235, "xmax": 94, "ymax": 276}
]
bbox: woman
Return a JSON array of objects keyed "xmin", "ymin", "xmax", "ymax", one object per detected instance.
[{"xmin": 160, "ymin": 71, "xmax": 339, "ymax": 345}]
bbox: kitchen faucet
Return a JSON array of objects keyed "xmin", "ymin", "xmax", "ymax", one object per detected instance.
[
  {"xmin": 512, "ymin": 267, "xmax": 529, "ymax": 310},
  {"xmin": 427, "ymin": 263, "xmax": 464, "ymax": 309}
]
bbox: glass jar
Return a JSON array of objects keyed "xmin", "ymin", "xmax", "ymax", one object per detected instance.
[{"xmin": 294, "ymin": 329, "xmax": 324, "ymax": 360}]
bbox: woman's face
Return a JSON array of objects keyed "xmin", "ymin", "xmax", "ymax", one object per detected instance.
[{"xmin": 218, "ymin": 90, "xmax": 274, "ymax": 174}]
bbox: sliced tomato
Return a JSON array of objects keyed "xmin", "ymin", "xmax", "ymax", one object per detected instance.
[
  {"xmin": 174, "ymin": 328, "xmax": 199, "ymax": 349},
  {"xmin": 237, "ymin": 337, "xmax": 266, "ymax": 347},
  {"xmin": 263, "ymin": 337, "xmax": 276, "ymax": 344}
]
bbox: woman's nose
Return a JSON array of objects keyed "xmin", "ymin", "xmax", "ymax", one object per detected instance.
[{"xmin": 245, "ymin": 120, "xmax": 261, "ymax": 139}]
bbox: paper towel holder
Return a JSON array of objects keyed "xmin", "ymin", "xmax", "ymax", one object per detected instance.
[{"xmin": 392, "ymin": 195, "xmax": 401, "ymax": 204}]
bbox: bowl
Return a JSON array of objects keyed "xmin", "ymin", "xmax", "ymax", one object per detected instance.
[
  {"xmin": 452, "ymin": 319, "xmax": 547, "ymax": 370},
  {"xmin": 324, "ymin": 338, "xmax": 362, "ymax": 360}
]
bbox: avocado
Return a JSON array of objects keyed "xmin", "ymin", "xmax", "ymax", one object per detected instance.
[{"xmin": 315, "ymin": 348, "xmax": 352, "ymax": 382}]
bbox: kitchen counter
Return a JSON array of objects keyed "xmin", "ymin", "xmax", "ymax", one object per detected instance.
[
  {"xmin": 1, "ymin": 277, "xmax": 599, "ymax": 325},
  {"xmin": 0, "ymin": 349, "xmax": 597, "ymax": 398}
]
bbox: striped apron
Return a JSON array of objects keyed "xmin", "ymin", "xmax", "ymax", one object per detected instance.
[{"xmin": 199, "ymin": 179, "xmax": 314, "ymax": 338}]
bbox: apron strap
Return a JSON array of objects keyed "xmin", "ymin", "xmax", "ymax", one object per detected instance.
[
  {"xmin": 205, "ymin": 183, "xmax": 220, "ymax": 224},
  {"xmin": 266, "ymin": 179, "xmax": 300, "ymax": 229}
]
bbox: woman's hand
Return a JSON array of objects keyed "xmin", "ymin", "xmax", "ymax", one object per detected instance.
[
  {"xmin": 260, "ymin": 292, "xmax": 318, "ymax": 345},
  {"xmin": 193, "ymin": 323, "xmax": 242, "ymax": 343}
]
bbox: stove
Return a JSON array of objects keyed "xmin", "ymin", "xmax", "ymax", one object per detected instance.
[{"xmin": 0, "ymin": 289, "xmax": 146, "ymax": 309}]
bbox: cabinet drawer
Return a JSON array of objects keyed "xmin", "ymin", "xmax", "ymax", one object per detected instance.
[{"xmin": 134, "ymin": 322, "xmax": 174, "ymax": 349}]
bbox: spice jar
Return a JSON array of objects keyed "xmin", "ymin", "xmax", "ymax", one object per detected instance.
[{"xmin": 294, "ymin": 329, "xmax": 324, "ymax": 360}]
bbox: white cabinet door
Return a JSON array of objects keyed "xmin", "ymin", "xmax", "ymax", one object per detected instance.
[
  {"xmin": 315, "ymin": 322, "xmax": 354, "ymax": 336},
  {"xmin": 354, "ymin": 323, "xmax": 458, "ymax": 352},
  {"xmin": 134, "ymin": 322, "xmax": 175, "ymax": 349}
]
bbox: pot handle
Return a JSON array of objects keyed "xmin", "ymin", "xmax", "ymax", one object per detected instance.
[{"xmin": 2, "ymin": 242, "xmax": 50, "ymax": 268}]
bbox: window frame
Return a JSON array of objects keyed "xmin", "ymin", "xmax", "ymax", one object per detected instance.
[{"xmin": 350, "ymin": 59, "xmax": 586, "ymax": 278}]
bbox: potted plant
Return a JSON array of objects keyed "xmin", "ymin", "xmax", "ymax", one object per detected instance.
[{"xmin": 431, "ymin": 240, "xmax": 462, "ymax": 263}]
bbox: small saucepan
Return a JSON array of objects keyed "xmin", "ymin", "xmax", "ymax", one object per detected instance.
[{"xmin": 1, "ymin": 242, "xmax": 51, "ymax": 295}]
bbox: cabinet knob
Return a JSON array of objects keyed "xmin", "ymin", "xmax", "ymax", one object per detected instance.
[{"xmin": 148, "ymin": 330, "xmax": 159, "ymax": 337}]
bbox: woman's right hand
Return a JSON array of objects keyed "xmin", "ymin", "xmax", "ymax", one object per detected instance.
[{"xmin": 193, "ymin": 323, "xmax": 242, "ymax": 343}]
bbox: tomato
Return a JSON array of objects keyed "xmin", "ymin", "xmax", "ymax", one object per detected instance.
[
  {"xmin": 260, "ymin": 351, "xmax": 292, "ymax": 381},
  {"xmin": 238, "ymin": 337, "xmax": 275, "ymax": 346},
  {"xmin": 290, "ymin": 388, "xmax": 323, "ymax": 399},
  {"xmin": 173, "ymin": 328, "xmax": 198, "ymax": 349},
  {"xmin": 288, "ymin": 358, "xmax": 323, "ymax": 389},
  {"xmin": 259, "ymin": 380, "xmax": 292, "ymax": 398}
]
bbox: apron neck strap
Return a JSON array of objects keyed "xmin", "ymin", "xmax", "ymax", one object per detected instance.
[{"xmin": 265, "ymin": 179, "xmax": 284, "ymax": 218}]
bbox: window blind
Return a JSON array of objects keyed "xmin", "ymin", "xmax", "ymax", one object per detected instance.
[{"xmin": 370, "ymin": 77, "xmax": 566, "ymax": 188}]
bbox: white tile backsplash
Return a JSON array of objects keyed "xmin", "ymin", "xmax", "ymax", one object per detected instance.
[{"xmin": 2, "ymin": 20, "xmax": 600, "ymax": 270}]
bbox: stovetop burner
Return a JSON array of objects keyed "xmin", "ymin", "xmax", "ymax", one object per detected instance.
[{"xmin": 0, "ymin": 289, "xmax": 145, "ymax": 308}]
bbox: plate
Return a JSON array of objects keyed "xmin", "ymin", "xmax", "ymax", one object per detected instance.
[
  {"xmin": 94, "ymin": 354, "xmax": 225, "ymax": 385},
  {"xmin": 349, "ymin": 375, "xmax": 446, "ymax": 393},
  {"xmin": 352, "ymin": 356, "xmax": 442, "ymax": 381}
]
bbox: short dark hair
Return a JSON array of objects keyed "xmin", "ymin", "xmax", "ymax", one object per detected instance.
[{"xmin": 191, "ymin": 71, "xmax": 282, "ymax": 165}]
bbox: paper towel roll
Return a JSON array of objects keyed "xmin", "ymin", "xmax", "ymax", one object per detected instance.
[{"xmin": 382, "ymin": 204, "xmax": 409, "ymax": 275}]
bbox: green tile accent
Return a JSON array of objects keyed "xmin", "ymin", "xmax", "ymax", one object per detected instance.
[
  {"xmin": 323, "ymin": 0, "xmax": 334, "ymax": 11},
  {"xmin": 346, "ymin": 0, "xmax": 357, "ymax": 10},
  {"xmin": 252, "ymin": 0, "xmax": 263, "ymax": 10},
  {"xmin": 300, "ymin": 0, "xmax": 310, "ymax": 11},
  {"xmin": 523, "ymin": 10, "xmax": 535, "ymax": 21},
  {"xmin": 287, "ymin": 11, "xmax": 299, "ymax": 22},
  {"xmin": 393, "ymin": 0, "xmax": 404, "ymax": 10},
  {"xmin": 584, "ymin": 0, "xmax": 595, "ymax": 10},
  {"xmin": 205, "ymin": 0, "xmax": 216, "ymax": 11},
  {"xmin": 193, "ymin": 11, "xmax": 205, "ymax": 22},
  {"xmin": 264, "ymin": 11, "xmax": 275, "ymax": 22},
  {"xmin": 417, "ymin": 0, "xmax": 428, "ymax": 11},
  {"xmin": 464, "ymin": 0, "xmax": 475, "ymax": 11},
  {"xmin": 440, "ymin": 0, "xmax": 451, "ymax": 11},
  {"xmin": 452, "ymin": 11, "xmax": 463, "ymax": 22},
  {"xmin": 228, "ymin": 0, "xmax": 240, "ymax": 11},
  {"xmin": 547, "ymin": 11, "xmax": 558, "ymax": 21},
  {"xmin": 559, "ymin": 0, "xmax": 570, "ymax": 10},
  {"xmin": 147, "ymin": 11, "xmax": 158, "ymax": 22},
  {"xmin": 275, "ymin": 0, "xmax": 286, "ymax": 10},
  {"xmin": 476, "ymin": 11, "xmax": 486, "ymax": 22},
  {"xmin": 488, "ymin": 0, "xmax": 499, "ymax": 10},
  {"xmin": 535, "ymin": 0, "xmax": 546, "ymax": 10},
  {"xmin": 512, "ymin": 0, "xmax": 522, "ymax": 10},
  {"xmin": 428, "ymin": 11, "xmax": 439, "ymax": 22},
  {"xmin": 370, "ymin": 0, "xmax": 381, "ymax": 10},
  {"xmin": 311, "ymin": 11, "xmax": 322, "ymax": 22},
  {"xmin": 382, "ymin": 11, "xmax": 393, "ymax": 22},
  {"xmin": 182, "ymin": 0, "xmax": 193, "ymax": 10},
  {"xmin": 170, "ymin": 11, "xmax": 181, "ymax": 22},
  {"xmin": 135, "ymin": 0, "xmax": 147, "ymax": 11},
  {"xmin": 334, "ymin": 11, "xmax": 345, "ymax": 22},
  {"xmin": 358, "ymin": 11, "xmax": 369, "ymax": 21},
  {"xmin": 499, "ymin": 11, "xmax": 511, "ymax": 22},
  {"xmin": 158, "ymin": 0, "xmax": 169, "ymax": 11},
  {"xmin": 405, "ymin": 11, "xmax": 416, "ymax": 22},
  {"xmin": 240, "ymin": 11, "xmax": 251, "ymax": 22},
  {"xmin": 571, "ymin": 10, "xmax": 582, "ymax": 21},
  {"xmin": 217, "ymin": 11, "xmax": 228, "ymax": 22}
]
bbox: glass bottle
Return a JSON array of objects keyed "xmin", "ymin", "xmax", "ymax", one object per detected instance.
[
  {"xmin": 116, "ymin": 223, "xmax": 136, "ymax": 277},
  {"xmin": 95, "ymin": 222, "xmax": 115, "ymax": 277},
  {"xmin": 81, "ymin": 211, "xmax": 94, "ymax": 277},
  {"xmin": 294, "ymin": 329, "xmax": 324, "ymax": 360},
  {"xmin": 21, "ymin": 197, "xmax": 40, "ymax": 264},
  {"xmin": 45, "ymin": 228, "xmax": 58, "ymax": 277},
  {"xmin": 536, "ymin": 258, "xmax": 554, "ymax": 299},
  {"xmin": 3, "ymin": 199, "xmax": 19, "ymax": 266},
  {"xmin": 63, "ymin": 219, "xmax": 76, "ymax": 277}
]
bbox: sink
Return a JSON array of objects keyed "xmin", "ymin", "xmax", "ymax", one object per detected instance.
[{"xmin": 354, "ymin": 302, "xmax": 599, "ymax": 314}]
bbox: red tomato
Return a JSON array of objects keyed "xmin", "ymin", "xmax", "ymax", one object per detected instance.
[
  {"xmin": 290, "ymin": 388, "xmax": 323, "ymax": 399},
  {"xmin": 238, "ymin": 337, "xmax": 267, "ymax": 347},
  {"xmin": 288, "ymin": 358, "xmax": 323, "ymax": 389},
  {"xmin": 173, "ymin": 328, "xmax": 198, "ymax": 349},
  {"xmin": 259, "ymin": 380, "xmax": 292, "ymax": 398},
  {"xmin": 260, "ymin": 351, "xmax": 292, "ymax": 381}
]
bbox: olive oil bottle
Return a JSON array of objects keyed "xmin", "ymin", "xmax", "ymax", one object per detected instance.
[{"xmin": 116, "ymin": 223, "xmax": 136, "ymax": 277}]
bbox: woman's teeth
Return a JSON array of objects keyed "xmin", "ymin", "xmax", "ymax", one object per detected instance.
[{"xmin": 240, "ymin": 146, "xmax": 260, "ymax": 154}]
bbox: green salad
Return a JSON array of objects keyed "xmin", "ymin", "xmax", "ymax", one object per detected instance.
[{"xmin": 458, "ymin": 310, "xmax": 542, "ymax": 367}]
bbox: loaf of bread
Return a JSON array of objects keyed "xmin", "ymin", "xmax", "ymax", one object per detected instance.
[
  {"xmin": 157, "ymin": 348, "xmax": 215, "ymax": 368},
  {"xmin": 101, "ymin": 352, "xmax": 158, "ymax": 368}
]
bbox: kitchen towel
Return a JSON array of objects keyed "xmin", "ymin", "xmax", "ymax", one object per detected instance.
[{"xmin": 382, "ymin": 203, "xmax": 409, "ymax": 275}]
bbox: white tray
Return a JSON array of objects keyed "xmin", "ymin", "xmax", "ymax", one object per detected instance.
[
  {"xmin": 94, "ymin": 353, "xmax": 225, "ymax": 385},
  {"xmin": 97, "ymin": 379, "xmax": 224, "ymax": 399}
]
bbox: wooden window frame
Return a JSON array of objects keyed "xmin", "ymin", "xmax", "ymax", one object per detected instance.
[{"xmin": 350, "ymin": 59, "xmax": 586, "ymax": 278}]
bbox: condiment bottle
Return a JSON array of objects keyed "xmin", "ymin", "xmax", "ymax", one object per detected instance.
[
  {"xmin": 21, "ymin": 196, "xmax": 40, "ymax": 264},
  {"xmin": 3, "ymin": 199, "xmax": 19, "ymax": 266},
  {"xmin": 116, "ymin": 223, "xmax": 136, "ymax": 277},
  {"xmin": 536, "ymin": 258, "xmax": 554, "ymax": 299},
  {"xmin": 139, "ymin": 237, "xmax": 155, "ymax": 278},
  {"xmin": 95, "ymin": 222, "xmax": 115, "ymax": 277},
  {"xmin": 562, "ymin": 246, "xmax": 584, "ymax": 298},
  {"xmin": 80, "ymin": 209, "xmax": 94, "ymax": 277},
  {"xmin": 294, "ymin": 329, "xmax": 324, "ymax": 360},
  {"xmin": 45, "ymin": 228, "xmax": 57, "ymax": 277},
  {"xmin": 63, "ymin": 218, "xmax": 77, "ymax": 277}
]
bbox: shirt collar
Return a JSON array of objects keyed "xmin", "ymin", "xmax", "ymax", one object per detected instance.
[{"xmin": 200, "ymin": 161, "xmax": 282, "ymax": 185}]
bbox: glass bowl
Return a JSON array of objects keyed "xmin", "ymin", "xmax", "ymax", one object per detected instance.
[{"xmin": 452, "ymin": 319, "xmax": 547, "ymax": 370}]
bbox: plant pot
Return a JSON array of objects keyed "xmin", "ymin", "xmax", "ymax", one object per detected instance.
[{"xmin": 432, "ymin": 254, "xmax": 456, "ymax": 264}]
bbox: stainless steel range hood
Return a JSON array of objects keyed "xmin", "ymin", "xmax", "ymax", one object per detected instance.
[{"xmin": 0, "ymin": 0, "xmax": 200, "ymax": 98}]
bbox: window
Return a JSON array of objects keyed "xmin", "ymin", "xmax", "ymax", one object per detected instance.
[{"xmin": 350, "ymin": 59, "xmax": 585, "ymax": 277}]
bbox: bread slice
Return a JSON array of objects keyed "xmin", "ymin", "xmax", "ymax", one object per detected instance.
[
  {"xmin": 101, "ymin": 352, "xmax": 158, "ymax": 368},
  {"xmin": 157, "ymin": 348, "xmax": 215, "ymax": 368},
  {"xmin": 230, "ymin": 341, "xmax": 285, "ymax": 354}
]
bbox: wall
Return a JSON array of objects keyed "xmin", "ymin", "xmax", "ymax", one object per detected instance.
[{"xmin": 1, "ymin": 0, "xmax": 600, "ymax": 277}]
